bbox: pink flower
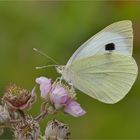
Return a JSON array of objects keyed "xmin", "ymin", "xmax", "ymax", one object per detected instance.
[
  {"xmin": 36, "ymin": 77, "xmax": 86, "ymax": 117},
  {"xmin": 64, "ymin": 100, "xmax": 86, "ymax": 117},
  {"xmin": 36, "ymin": 77, "xmax": 52, "ymax": 99},
  {"xmin": 50, "ymin": 86, "xmax": 69, "ymax": 109}
]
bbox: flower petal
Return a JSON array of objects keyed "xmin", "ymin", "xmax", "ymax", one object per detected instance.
[
  {"xmin": 64, "ymin": 100, "xmax": 86, "ymax": 117},
  {"xmin": 36, "ymin": 77, "xmax": 51, "ymax": 85},
  {"xmin": 50, "ymin": 86, "xmax": 69, "ymax": 105},
  {"xmin": 36, "ymin": 77, "xmax": 52, "ymax": 99}
]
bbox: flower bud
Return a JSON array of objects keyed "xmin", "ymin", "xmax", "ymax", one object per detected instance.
[
  {"xmin": 13, "ymin": 116, "xmax": 40, "ymax": 140},
  {"xmin": 50, "ymin": 86, "xmax": 69, "ymax": 109},
  {"xmin": 45, "ymin": 119, "xmax": 70, "ymax": 140},
  {"xmin": 64, "ymin": 100, "xmax": 86, "ymax": 117},
  {"xmin": 3, "ymin": 84, "xmax": 36, "ymax": 111},
  {"xmin": 0, "ymin": 105, "xmax": 10, "ymax": 124},
  {"xmin": 36, "ymin": 77, "xmax": 52, "ymax": 99}
]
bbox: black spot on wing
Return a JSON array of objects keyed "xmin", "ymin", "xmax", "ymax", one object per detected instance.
[{"xmin": 105, "ymin": 43, "xmax": 115, "ymax": 51}]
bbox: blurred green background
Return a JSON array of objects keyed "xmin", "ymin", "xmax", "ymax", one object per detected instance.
[{"xmin": 0, "ymin": 1, "xmax": 140, "ymax": 139}]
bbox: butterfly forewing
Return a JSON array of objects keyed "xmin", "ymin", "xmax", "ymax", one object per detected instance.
[
  {"xmin": 67, "ymin": 53, "xmax": 137, "ymax": 104},
  {"xmin": 66, "ymin": 20, "xmax": 133, "ymax": 67}
]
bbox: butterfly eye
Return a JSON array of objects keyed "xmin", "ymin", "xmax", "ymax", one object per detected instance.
[{"xmin": 105, "ymin": 43, "xmax": 115, "ymax": 51}]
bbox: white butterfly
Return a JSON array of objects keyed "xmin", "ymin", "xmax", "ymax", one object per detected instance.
[{"xmin": 55, "ymin": 20, "xmax": 138, "ymax": 104}]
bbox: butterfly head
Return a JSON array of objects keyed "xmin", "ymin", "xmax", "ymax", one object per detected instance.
[
  {"xmin": 56, "ymin": 65, "xmax": 65, "ymax": 74},
  {"xmin": 56, "ymin": 65, "xmax": 71, "ymax": 83}
]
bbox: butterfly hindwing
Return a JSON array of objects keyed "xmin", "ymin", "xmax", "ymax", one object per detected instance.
[{"xmin": 67, "ymin": 53, "xmax": 137, "ymax": 104}]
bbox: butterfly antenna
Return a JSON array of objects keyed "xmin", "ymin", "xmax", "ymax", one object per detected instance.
[
  {"xmin": 35, "ymin": 65, "xmax": 58, "ymax": 69},
  {"xmin": 33, "ymin": 48, "xmax": 59, "ymax": 65}
]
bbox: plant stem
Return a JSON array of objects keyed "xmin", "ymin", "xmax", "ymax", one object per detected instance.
[
  {"xmin": 35, "ymin": 110, "xmax": 48, "ymax": 123},
  {"xmin": 17, "ymin": 109, "xmax": 25, "ymax": 120},
  {"xmin": 10, "ymin": 119, "xmax": 21, "ymax": 123},
  {"xmin": 0, "ymin": 124, "xmax": 11, "ymax": 129}
]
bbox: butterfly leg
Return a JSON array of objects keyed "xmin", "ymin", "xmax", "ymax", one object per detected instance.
[{"xmin": 54, "ymin": 76, "xmax": 63, "ymax": 84}]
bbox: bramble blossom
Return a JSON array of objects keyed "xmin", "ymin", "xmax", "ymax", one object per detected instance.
[{"xmin": 36, "ymin": 76, "xmax": 86, "ymax": 117}]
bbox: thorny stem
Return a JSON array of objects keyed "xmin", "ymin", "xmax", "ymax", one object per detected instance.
[
  {"xmin": 0, "ymin": 124, "xmax": 11, "ymax": 129},
  {"xmin": 35, "ymin": 110, "xmax": 48, "ymax": 123},
  {"xmin": 9, "ymin": 112, "xmax": 17, "ymax": 120},
  {"xmin": 10, "ymin": 119, "xmax": 22, "ymax": 123},
  {"xmin": 41, "ymin": 101, "xmax": 48, "ymax": 112},
  {"xmin": 34, "ymin": 101, "xmax": 48, "ymax": 123},
  {"xmin": 17, "ymin": 109, "xmax": 25, "ymax": 120}
]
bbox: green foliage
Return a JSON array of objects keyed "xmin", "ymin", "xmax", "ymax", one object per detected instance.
[{"xmin": 0, "ymin": 1, "xmax": 140, "ymax": 139}]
